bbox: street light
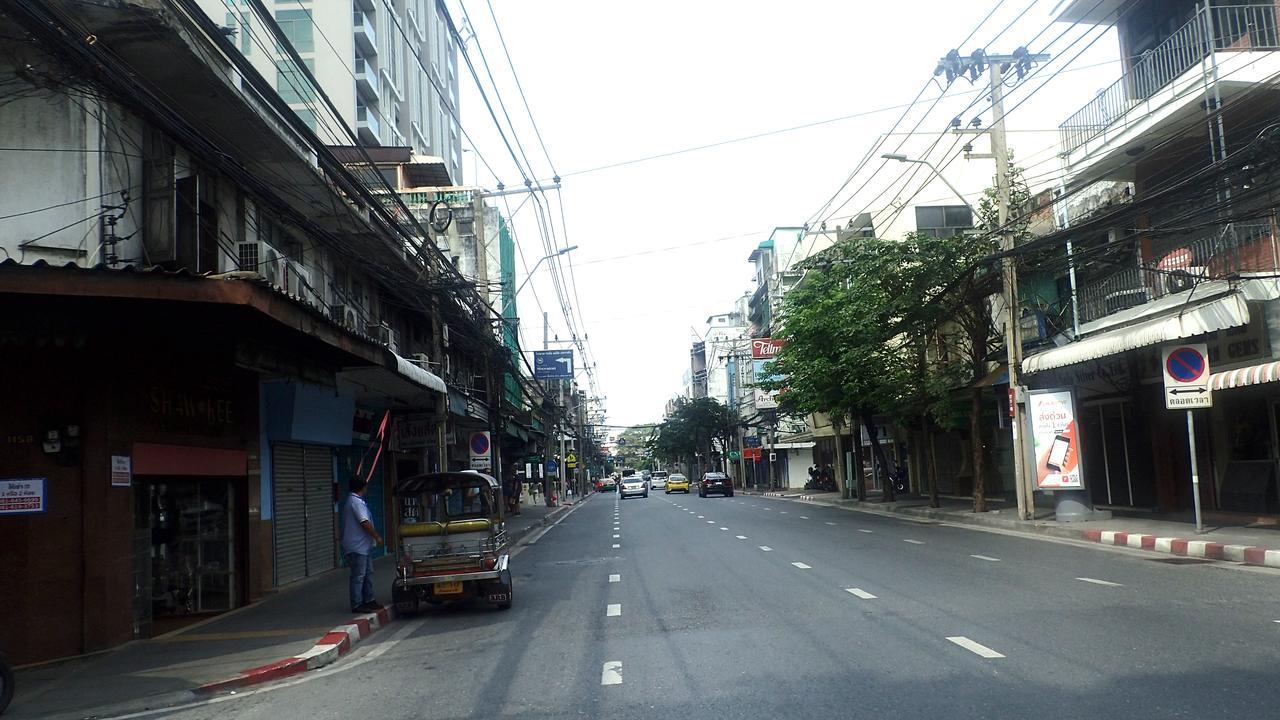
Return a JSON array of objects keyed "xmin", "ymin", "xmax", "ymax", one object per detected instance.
[
  {"xmin": 880, "ymin": 153, "xmax": 974, "ymax": 212},
  {"xmin": 513, "ymin": 245, "xmax": 578, "ymax": 297}
]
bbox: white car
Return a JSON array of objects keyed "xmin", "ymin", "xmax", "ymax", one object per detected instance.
[
  {"xmin": 649, "ymin": 474, "xmax": 667, "ymax": 490},
  {"xmin": 619, "ymin": 476, "xmax": 648, "ymax": 498}
]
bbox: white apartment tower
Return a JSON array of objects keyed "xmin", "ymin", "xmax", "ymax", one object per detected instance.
[{"xmin": 202, "ymin": 0, "xmax": 464, "ymax": 183}]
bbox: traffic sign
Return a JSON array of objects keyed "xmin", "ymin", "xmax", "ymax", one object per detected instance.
[
  {"xmin": 468, "ymin": 431, "xmax": 492, "ymax": 471},
  {"xmin": 533, "ymin": 349, "xmax": 574, "ymax": 379},
  {"xmin": 546, "ymin": 459, "xmax": 559, "ymax": 473},
  {"xmin": 566, "ymin": 453, "xmax": 578, "ymax": 469},
  {"xmin": 728, "ymin": 450, "xmax": 741, "ymax": 460},
  {"xmin": 1162, "ymin": 343, "xmax": 1212, "ymax": 409}
]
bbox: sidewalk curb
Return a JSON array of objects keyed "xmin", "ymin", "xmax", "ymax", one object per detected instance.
[
  {"xmin": 747, "ymin": 491, "xmax": 1280, "ymax": 569},
  {"xmin": 196, "ymin": 607, "xmax": 394, "ymax": 694}
]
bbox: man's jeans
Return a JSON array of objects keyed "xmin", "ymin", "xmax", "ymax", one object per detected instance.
[{"xmin": 347, "ymin": 552, "xmax": 374, "ymax": 611}]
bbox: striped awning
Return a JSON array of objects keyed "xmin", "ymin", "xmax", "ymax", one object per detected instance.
[{"xmin": 1209, "ymin": 360, "xmax": 1280, "ymax": 391}]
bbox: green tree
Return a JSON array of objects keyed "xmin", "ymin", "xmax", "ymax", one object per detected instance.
[{"xmin": 650, "ymin": 398, "xmax": 737, "ymax": 477}]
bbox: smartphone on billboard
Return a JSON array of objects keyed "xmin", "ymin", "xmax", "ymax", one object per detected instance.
[{"xmin": 1046, "ymin": 434, "xmax": 1071, "ymax": 472}]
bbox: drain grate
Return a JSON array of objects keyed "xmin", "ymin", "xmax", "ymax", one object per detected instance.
[{"xmin": 1149, "ymin": 557, "xmax": 1212, "ymax": 565}]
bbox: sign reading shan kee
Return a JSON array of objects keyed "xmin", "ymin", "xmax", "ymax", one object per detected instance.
[{"xmin": 751, "ymin": 338, "xmax": 784, "ymax": 360}]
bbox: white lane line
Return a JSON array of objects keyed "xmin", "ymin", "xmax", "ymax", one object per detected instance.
[
  {"xmin": 606, "ymin": 604, "xmax": 622, "ymax": 617},
  {"xmin": 791, "ymin": 562, "xmax": 812, "ymax": 570},
  {"xmin": 720, "ymin": 527, "xmax": 728, "ymax": 531},
  {"xmin": 903, "ymin": 539, "xmax": 925, "ymax": 545},
  {"xmin": 845, "ymin": 588, "xmax": 877, "ymax": 599},
  {"xmin": 759, "ymin": 545, "xmax": 773, "ymax": 552},
  {"xmin": 780, "ymin": 511, "xmax": 788, "ymax": 514},
  {"xmin": 1076, "ymin": 577, "xmax": 1122, "ymax": 587},
  {"xmin": 946, "ymin": 636, "xmax": 1005, "ymax": 659},
  {"xmin": 609, "ymin": 574, "xmax": 620, "ymax": 583},
  {"xmin": 858, "ymin": 529, "xmax": 873, "ymax": 534},
  {"xmin": 613, "ymin": 534, "xmax": 620, "ymax": 538},
  {"xmin": 736, "ymin": 535, "xmax": 747, "ymax": 539},
  {"xmin": 601, "ymin": 661, "xmax": 622, "ymax": 686},
  {"xmin": 825, "ymin": 522, "xmax": 836, "ymax": 525},
  {"xmin": 970, "ymin": 554, "xmax": 1002, "ymax": 562},
  {"xmin": 800, "ymin": 516, "xmax": 810, "ymax": 520},
  {"xmin": 706, "ymin": 520, "xmax": 715, "ymax": 524},
  {"xmin": 698, "ymin": 515, "xmax": 705, "ymax": 519},
  {"xmin": 612, "ymin": 543, "xmax": 620, "ymax": 549}
]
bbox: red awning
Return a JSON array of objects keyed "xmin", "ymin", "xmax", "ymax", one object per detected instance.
[
  {"xmin": 132, "ymin": 443, "xmax": 247, "ymax": 476},
  {"xmin": 1209, "ymin": 360, "xmax": 1280, "ymax": 392}
]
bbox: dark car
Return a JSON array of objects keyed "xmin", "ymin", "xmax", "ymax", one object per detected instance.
[{"xmin": 699, "ymin": 472, "xmax": 733, "ymax": 498}]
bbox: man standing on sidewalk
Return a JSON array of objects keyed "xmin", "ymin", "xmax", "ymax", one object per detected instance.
[{"xmin": 342, "ymin": 477, "xmax": 383, "ymax": 613}]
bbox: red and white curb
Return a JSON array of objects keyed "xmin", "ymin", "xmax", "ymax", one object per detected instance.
[
  {"xmin": 1082, "ymin": 529, "xmax": 1280, "ymax": 568},
  {"xmin": 198, "ymin": 607, "xmax": 394, "ymax": 694}
]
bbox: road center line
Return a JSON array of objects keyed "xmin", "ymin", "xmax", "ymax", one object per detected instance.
[
  {"xmin": 609, "ymin": 574, "xmax": 620, "ymax": 583},
  {"xmin": 1076, "ymin": 577, "xmax": 1122, "ymax": 587},
  {"xmin": 606, "ymin": 604, "xmax": 621, "ymax": 617},
  {"xmin": 825, "ymin": 522, "xmax": 836, "ymax": 525},
  {"xmin": 759, "ymin": 545, "xmax": 773, "ymax": 552},
  {"xmin": 706, "ymin": 520, "xmax": 715, "ymax": 524},
  {"xmin": 970, "ymin": 554, "xmax": 1001, "ymax": 562},
  {"xmin": 946, "ymin": 636, "xmax": 1005, "ymax": 659},
  {"xmin": 800, "ymin": 516, "xmax": 810, "ymax": 519},
  {"xmin": 613, "ymin": 534, "xmax": 620, "ymax": 538},
  {"xmin": 719, "ymin": 527, "xmax": 728, "ymax": 530},
  {"xmin": 791, "ymin": 562, "xmax": 812, "ymax": 569},
  {"xmin": 612, "ymin": 543, "xmax": 620, "ymax": 549},
  {"xmin": 601, "ymin": 661, "xmax": 622, "ymax": 686},
  {"xmin": 903, "ymin": 539, "xmax": 925, "ymax": 545},
  {"xmin": 845, "ymin": 588, "xmax": 877, "ymax": 599},
  {"xmin": 736, "ymin": 535, "xmax": 747, "ymax": 539},
  {"xmin": 858, "ymin": 529, "xmax": 873, "ymax": 534},
  {"xmin": 698, "ymin": 515, "xmax": 705, "ymax": 519}
]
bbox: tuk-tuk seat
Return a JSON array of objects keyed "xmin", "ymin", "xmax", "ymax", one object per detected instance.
[{"xmin": 399, "ymin": 519, "xmax": 493, "ymax": 537}]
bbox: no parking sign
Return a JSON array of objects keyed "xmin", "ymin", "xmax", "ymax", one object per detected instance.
[
  {"xmin": 1162, "ymin": 344, "xmax": 1212, "ymax": 409},
  {"xmin": 469, "ymin": 431, "xmax": 492, "ymax": 470}
]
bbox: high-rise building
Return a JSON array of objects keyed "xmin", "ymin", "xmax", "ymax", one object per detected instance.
[{"xmin": 201, "ymin": 0, "xmax": 464, "ymax": 182}]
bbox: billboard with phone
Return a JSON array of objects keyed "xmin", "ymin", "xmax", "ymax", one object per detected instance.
[{"xmin": 1027, "ymin": 389, "xmax": 1083, "ymax": 489}]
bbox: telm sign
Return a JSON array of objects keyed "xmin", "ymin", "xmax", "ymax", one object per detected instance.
[{"xmin": 752, "ymin": 338, "xmax": 783, "ymax": 360}]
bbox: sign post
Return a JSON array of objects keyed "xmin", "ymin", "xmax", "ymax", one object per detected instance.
[{"xmin": 1161, "ymin": 344, "xmax": 1211, "ymax": 533}]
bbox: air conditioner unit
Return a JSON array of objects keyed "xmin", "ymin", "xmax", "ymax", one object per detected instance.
[
  {"xmin": 1165, "ymin": 266, "xmax": 1207, "ymax": 294},
  {"xmin": 331, "ymin": 304, "xmax": 359, "ymax": 330},
  {"xmin": 239, "ymin": 241, "xmax": 287, "ymax": 289},
  {"xmin": 442, "ymin": 323, "xmax": 450, "ymax": 347},
  {"xmin": 285, "ymin": 262, "xmax": 314, "ymax": 301},
  {"xmin": 366, "ymin": 322, "xmax": 399, "ymax": 353}
]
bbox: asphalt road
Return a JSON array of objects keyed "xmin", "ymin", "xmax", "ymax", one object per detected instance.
[{"xmin": 142, "ymin": 490, "xmax": 1280, "ymax": 720}]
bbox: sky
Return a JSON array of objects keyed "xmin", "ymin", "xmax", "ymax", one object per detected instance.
[{"xmin": 450, "ymin": 0, "xmax": 1121, "ymax": 428}]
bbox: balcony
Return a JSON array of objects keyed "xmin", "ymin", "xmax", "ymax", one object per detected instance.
[
  {"xmin": 354, "ymin": 57, "xmax": 379, "ymax": 103},
  {"xmin": 353, "ymin": 11, "xmax": 376, "ymax": 56},
  {"xmin": 356, "ymin": 104, "xmax": 380, "ymax": 145},
  {"xmin": 1076, "ymin": 220, "xmax": 1276, "ymax": 325},
  {"xmin": 1059, "ymin": 4, "xmax": 1280, "ymax": 165}
]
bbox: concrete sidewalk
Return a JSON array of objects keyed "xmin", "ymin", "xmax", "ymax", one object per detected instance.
[
  {"xmin": 8, "ymin": 497, "xmax": 582, "ymax": 720},
  {"xmin": 745, "ymin": 490, "xmax": 1280, "ymax": 568}
]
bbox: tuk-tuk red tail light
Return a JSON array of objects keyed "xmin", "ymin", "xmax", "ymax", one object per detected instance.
[{"xmin": 482, "ymin": 554, "xmax": 498, "ymax": 570}]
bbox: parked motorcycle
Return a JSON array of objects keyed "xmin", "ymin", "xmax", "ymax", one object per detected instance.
[{"xmin": 1, "ymin": 650, "xmax": 14, "ymax": 715}]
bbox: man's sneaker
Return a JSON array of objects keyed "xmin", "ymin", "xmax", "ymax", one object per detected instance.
[
  {"xmin": 354, "ymin": 602, "xmax": 377, "ymax": 613},
  {"xmin": 368, "ymin": 600, "xmax": 385, "ymax": 610}
]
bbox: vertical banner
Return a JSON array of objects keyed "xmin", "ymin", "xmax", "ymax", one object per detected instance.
[{"xmin": 1027, "ymin": 389, "xmax": 1083, "ymax": 489}]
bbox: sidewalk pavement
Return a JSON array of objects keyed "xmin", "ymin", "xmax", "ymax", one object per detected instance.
[
  {"xmin": 9, "ymin": 496, "xmax": 583, "ymax": 720},
  {"xmin": 746, "ymin": 490, "xmax": 1280, "ymax": 568}
]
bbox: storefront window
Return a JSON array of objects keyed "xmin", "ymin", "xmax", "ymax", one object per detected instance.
[{"xmin": 140, "ymin": 478, "xmax": 234, "ymax": 619}]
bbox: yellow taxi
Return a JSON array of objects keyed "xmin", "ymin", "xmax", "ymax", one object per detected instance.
[{"xmin": 664, "ymin": 473, "xmax": 690, "ymax": 494}]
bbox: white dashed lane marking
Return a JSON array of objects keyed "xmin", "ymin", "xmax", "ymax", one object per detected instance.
[
  {"xmin": 858, "ymin": 529, "xmax": 873, "ymax": 534},
  {"xmin": 607, "ymin": 604, "xmax": 621, "ymax": 617},
  {"xmin": 736, "ymin": 535, "xmax": 747, "ymax": 539},
  {"xmin": 759, "ymin": 546, "xmax": 773, "ymax": 552},
  {"xmin": 613, "ymin": 534, "xmax": 620, "ymax": 538},
  {"xmin": 612, "ymin": 544, "xmax": 620, "ymax": 549},
  {"xmin": 970, "ymin": 554, "xmax": 1001, "ymax": 562},
  {"xmin": 601, "ymin": 661, "xmax": 622, "ymax": 686},
  {"xmin": 719, "ymin": 527, "xmax": 728, "ymax": 531},
  {"xmin": 825, "ymin": 522, "xmax": 836, "ymax": 526},
  {"xmin": 946, "ymin": 636, "xmax": 1005, "ymax": 659},
  {"xmin": 800, "ymin": 516, "xmax": 810, "ymax": 520},
  {"xmin": 903, "ymin": 539, "xmax": 925, "ymax": 545},
  {"xmin": 706, "ymin": 520, "xmax": 715, "ymax": 524},
  {"xmin": 1077, "ymin": 577, "xmax": 1122, "ymax": 587},
  {"xmin": 791, "ymin": 562, "xmax": 812, "ymax": 570},
  {"xmin": 609, "ymin": 574, "xmax": 620, "ymax": 583},
  {"xmin": 845, "ymin": 588, "xmax": 876, "ymax": 599}
]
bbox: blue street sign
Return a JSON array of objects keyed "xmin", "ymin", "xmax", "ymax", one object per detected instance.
[
  {"xmin": 1166, "ymin": 346, "xmax": 1206, "ymax": 383},
  {"xmin": 546, "ymin": 460, "xmax": 559, "ymax": 473},
  {"xmin": 534, "ymin": 349, "xmax": 574, "ymax": 380}
]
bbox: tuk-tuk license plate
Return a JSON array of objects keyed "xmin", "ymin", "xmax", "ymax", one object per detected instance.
[{"xmin": 434, "ymin": 580, "xmax": 464, "ymax": 595}]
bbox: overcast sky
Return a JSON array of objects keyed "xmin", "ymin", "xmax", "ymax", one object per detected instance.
[{"xmin": 452, "ymin": 0, "xmax": 1120, "ymax": 428}]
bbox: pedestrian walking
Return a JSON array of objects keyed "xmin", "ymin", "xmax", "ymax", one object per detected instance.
[{"xmin": 342, "ymin": 477, "xmax": 383, "ymax": 613}]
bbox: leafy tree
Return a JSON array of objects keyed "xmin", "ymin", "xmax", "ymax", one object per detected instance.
[{"xmin": 650, "ymin": 397, "xmax": 737, "ymax": 477}]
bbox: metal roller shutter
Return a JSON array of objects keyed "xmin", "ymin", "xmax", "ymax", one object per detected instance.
[
  {"xmin": 303, "ymin": 445, "xmax": 336, "ymax": 576},
  {"xmin": 272, "ymin": 443, "xmax": 307, "ymax": 586}
]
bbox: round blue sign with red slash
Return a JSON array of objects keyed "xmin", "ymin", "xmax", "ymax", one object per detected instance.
[
  {"xmin": 1166, "ymin": 346, "xmax": 1206, "ymax": 383},
  {"xmin": 470, "ymin": 432, "xmax": 490, "ymax": 455}
]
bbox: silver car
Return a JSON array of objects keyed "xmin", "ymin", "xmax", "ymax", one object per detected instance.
[{"xmin": 619, "ymin": 476, "xmax": 648, "ymax": 498}]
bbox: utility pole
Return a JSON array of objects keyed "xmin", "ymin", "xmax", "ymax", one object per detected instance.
[{"xmin": 941, "ymin": 48, "xmax": 1048, "ymax": 521}]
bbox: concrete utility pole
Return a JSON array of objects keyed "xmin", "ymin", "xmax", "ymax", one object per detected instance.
[{"xmin": 944, "ymin": 49, "xmax": 1048, "ymax": 521}]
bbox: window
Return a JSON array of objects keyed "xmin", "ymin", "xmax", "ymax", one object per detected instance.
[
  {"xmin": 274, "ymin": 9, "xmax": 314, "ymax": 53},
  {"xmin": 276, "ymin": 59, "xmax": 316, "ymax": 105},
  {"xmin": 914, "ymin": 205, "xmax": 973, "ymax": 238}
]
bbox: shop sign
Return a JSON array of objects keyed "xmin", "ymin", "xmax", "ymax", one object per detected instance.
[
  {"xmin": 394, "ymin": 415, "xmax": 435, "ymax": 450},
  {"xmin": 1027, "ymin": 389, "xmax": 1084, "ymax": 489},
  {"xmin": 111, "ymin": 455, "xmax": 132, "ymax": 487},
  {"xmin": 752, "ymin": 338, "xmax": 784, "ymax": 359},
  {"xmin": 469, "ymin": 431, "xmax": 492, "ymax": 470},
  {"xmin": 0, "ymin": 477, "xmax": 46, "ymax": 515}
]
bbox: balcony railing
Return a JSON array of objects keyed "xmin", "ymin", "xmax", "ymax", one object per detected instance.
[
  {"xmin": 1076, "ymin": 220, "xmax": 1277, "ymax": 324},
  {"xmin": 1059, "ymin": 4, "xmax": 1280, "ymax": 155}
]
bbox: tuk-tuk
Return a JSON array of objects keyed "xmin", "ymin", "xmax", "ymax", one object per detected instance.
[{"xmin": 391, "ymin": 472, "xmax": 513, "ymax": 612}]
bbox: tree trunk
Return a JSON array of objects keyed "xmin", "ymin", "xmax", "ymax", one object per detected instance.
[
  {"xmin": 851, "ymin": 418, "xmax": 866, "ymax": 501},
  {"xmin": 927, "ymin": 416, "xmax": 941, "ymax": 509},
  {"xmin": 831, "ymin": 416, "xmax": 847, "ymax": 498},
  {"xmin": 970, "ymin": 386, "xmax": 987, "ymax": 513},
  {"xmin": 862, "ymin": 411, "xmax": 896, "ymax": 502}
]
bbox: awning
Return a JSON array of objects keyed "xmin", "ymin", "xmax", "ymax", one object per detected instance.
[
  {"xmin": 1022, "ymin": 278, "xmax": 1280, "ymax": 374},
  {"xmin": 337, "ymin": 351, "xmax": 447, "ymax": 408},
  {"xmin": 1210, "ymin": 360, "xmax": 1280, "ymax": 391},
  {"xmin": 393, "ymin": 353, "xmax": 447, "ymax": 394},
  {"xmin": 766, "ymin": 442, "xmax": 817, "ymax": 450}
]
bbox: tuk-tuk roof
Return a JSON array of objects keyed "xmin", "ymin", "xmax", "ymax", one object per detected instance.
[{"xmin": 395, "ymin": 471, "xmax": 499, "ymax": 495}]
